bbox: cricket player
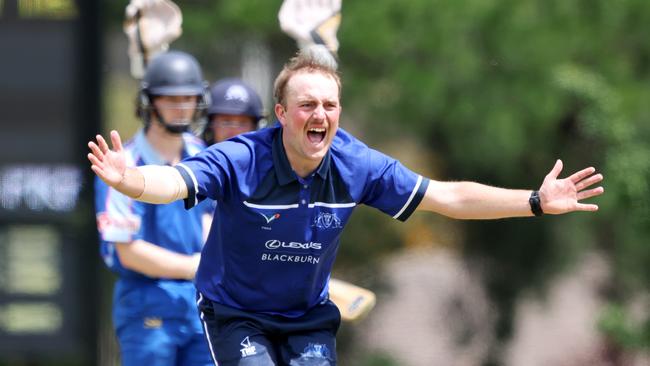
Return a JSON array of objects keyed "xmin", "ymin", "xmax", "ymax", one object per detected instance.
[
  {"xmin": 88, "ymin": 47, "xmax": 604, "ymax": 366},
  {"xmin": 203, "ymin": 78, "xmax": 265, "ymax": 145},
  {"xmin": 94, "ymin": 50, "xmax": 213, "ymax": 366}
]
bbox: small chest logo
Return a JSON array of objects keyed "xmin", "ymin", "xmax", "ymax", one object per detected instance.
[
  {"xmin": 240, "ymin": 336, "xmax": 257, "ymax": 357},
  {"xmin": 258, "ymin": 212, "xmax": 281, "ymax": 230},
  {"xmin": 312, "ymin": 212, "xmax": 342, "ymax": 229},
  {"xmin": 259, "ymin": 212, "xmax": 280, "ymax": 224}
]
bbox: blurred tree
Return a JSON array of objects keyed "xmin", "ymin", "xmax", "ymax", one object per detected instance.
[{"xmin": 339, "ymin": 0, "xmax": 650, "ymax": 358}]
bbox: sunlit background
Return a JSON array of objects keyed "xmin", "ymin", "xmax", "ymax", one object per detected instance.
[{"xmin": 2, "ymin": 0, "xmax": 650, "ymax": 365}]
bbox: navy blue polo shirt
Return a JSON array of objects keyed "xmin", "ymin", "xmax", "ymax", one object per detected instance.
[{"xmin": 176, "ymin": 124, "xmax": 429, "ymax": 317}]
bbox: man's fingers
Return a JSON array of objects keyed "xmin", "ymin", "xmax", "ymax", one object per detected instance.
[
  {"xmin": 96, "ymin": 134, "xmax": 110, "ymax": 154},
  {"xmin": 110, "ymin": 130, "xmax": 124, "ymax": 152},
  {"xmin": 568, "ymin": 166, "xmax": 597, "ymax": 184},
  {"xmin": 87, "ymin": 152, "xmax": 103, "ymax": 167},
  {"xmin": 577, "ymin": 187, "xmax": 604, "ymax": 201},
  {"xmin": 575, "ymin": 173, "xmax": 603, "ymax": 191},
  {"xmin": 546, "ymin": 159, "xmax": 563, "ymax": 180},
  {"xmin": 88, "ymin": 141, "xmax": 104, "ymax": 160},
  {"xmin": 89, "ymin": 158, "xmax": 106, "ymax": 177},
  {"xmin": 575, "ymin": 203, "xmax": 599, "ymax": 212},
  {"xmin": 90, "ymin": 165, "xmax": 103, "ymax": 177}
]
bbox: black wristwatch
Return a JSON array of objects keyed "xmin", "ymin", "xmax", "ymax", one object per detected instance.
[{"xmin": 529, "ymin": 190, "xmax": 544, "ymax": 216}]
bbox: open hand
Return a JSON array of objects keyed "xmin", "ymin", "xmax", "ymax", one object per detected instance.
[
  {"xmin": 87, "ymin": 130, "xmax": 128, "ymax": 188},
  {"xmin": 539, "ymin": 159, "xmax": 604, "ymax": 214}
]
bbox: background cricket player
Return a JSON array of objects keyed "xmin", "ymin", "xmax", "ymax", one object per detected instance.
[
  {"xmin": 203, "ymin": 78, "xmax": 266, "ymax": 145},
  {"xmin": 94, "ymin": 50, "xmax": 213, "ymax": 366}
]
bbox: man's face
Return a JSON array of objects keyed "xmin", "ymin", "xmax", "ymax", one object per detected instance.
[
  {"xmin": 152, "ymin": 95, "xmax": 198, "ymax": 129},
  {"xmin": 210, "ymin": 114, "xmax": 256, "ymax": 143},
  {"xmin": 275, "ymin": 70, "xmax": 341, "ymax": 175}
]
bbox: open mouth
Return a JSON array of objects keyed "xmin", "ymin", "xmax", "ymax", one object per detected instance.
[{"xmin": 307, "ymin": 128, "xmax": 326, "ymax": 144}]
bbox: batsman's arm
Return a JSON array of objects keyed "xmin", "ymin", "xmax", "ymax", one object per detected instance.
[
  {"xmin": 416, "ymin": 160, "xmax": 603, "ymax": 219},
  {"xmin": 88, "ymin": 130, "xmax": 188, "ymax": 204},
  {"xmin": 115, "ymin": 240, "xmax": 200, "ymax": 280}
]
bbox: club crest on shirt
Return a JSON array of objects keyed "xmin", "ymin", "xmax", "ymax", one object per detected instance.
[
  {"xmin": 299, "ymin": 343, "xmax": 330, "ymax": 359},
  {"xmin": 312, "ymin": 212, "xmax": 342, "ymax": 229}
]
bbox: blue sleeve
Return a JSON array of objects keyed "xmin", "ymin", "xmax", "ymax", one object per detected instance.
[
  {"xmin": 360, "ymin": 148, "xmax": 429, "ymax": 222},
  {"xmin": 175, "ymin": 141, "xmax": 250, "ymax": 209}
]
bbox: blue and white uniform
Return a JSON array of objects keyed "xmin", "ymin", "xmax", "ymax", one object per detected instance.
[
  {"xmin": 177, "ymin": 125, "xmax": 428, "ymax": 316},
  {"xmin": 176, "ymin": 125, "xmax": 428, "ymax": 365},
  {"xmin": 95, "ymin": 129, "xmax": 212, "ymax": 366}
]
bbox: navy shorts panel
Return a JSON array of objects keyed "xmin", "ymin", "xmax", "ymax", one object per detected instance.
[
  {"xmin": 198, "ymin": 296, "xmax": 277, "ymax": 365},
  {"xmin": 197, "ymin": 294, "xmax": 340, "ymax": 366},
  {"xmin": 279, "ymin": 330, "xmax": 337, "ymax": 366}
]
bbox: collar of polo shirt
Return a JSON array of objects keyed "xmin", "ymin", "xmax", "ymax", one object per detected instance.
[{"xmin": 273, "ymin": 128, "xmax": 331, "ymax": 185}]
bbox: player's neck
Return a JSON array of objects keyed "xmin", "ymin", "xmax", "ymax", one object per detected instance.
[
  {"xmin": 146, "ymin": 123, "xmax": 184, "ymax": 165},
  {"xmin": 286, "ymin": 152, "xmax": 320, "ymax": 178},
  {"xmin": 282, "ymin": 137, "xmax": 323, "ymax": 178}
]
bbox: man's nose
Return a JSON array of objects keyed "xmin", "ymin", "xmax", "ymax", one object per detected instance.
[{"xmin": 312, "ymin": 104, "xmax": 326, "ymax": 119}]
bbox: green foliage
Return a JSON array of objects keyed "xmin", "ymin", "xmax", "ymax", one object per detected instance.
[
  {"xmin": 600, "ymin": 304, "xmax": 650, "ymax": 350},
  {"xmin": 339, "ymin": 0, "xmax": 650, "ymax": 351}
]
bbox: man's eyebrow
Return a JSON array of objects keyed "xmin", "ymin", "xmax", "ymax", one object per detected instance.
[
  {"xmin": 294, "ymin": 94, "xmax": 338, "ymax": 102},
  {"xmin": 293, "ymin": 97, "xmax": 317, "ymax": 105}
]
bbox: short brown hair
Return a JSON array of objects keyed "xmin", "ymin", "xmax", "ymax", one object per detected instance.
[{"xmin": 273, "ymin": 45, "xmax": 342, "ymax": 107}]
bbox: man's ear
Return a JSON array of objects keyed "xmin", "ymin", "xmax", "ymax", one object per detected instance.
[{"xmin": 274, "ymin": 104, "xmax": 287, "ymax": 126}]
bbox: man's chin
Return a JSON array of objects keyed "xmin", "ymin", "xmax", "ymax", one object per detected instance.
[
  {"xmin": 303, "ymin": 149, "xmax": 327, "ymax": 162},
  {"xmin": 304, "ymin": 142, "xmax": 330, "ymax": 158}
]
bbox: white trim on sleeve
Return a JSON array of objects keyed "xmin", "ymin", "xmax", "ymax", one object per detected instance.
[
  {"xmin": 176, "ymin": 163, "xmax": 199, "ymax": 207},
  {"xmin": 392, "ymin": 175, "xmax": 423, "ymax": 219}
]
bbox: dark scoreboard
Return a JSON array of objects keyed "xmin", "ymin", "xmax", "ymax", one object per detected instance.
[{"xmin": 0, "ymin": 1, "xmax": 100, "ymax": 364}]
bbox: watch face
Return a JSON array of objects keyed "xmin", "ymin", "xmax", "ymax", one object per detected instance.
[{"xmin": 529, "ymin": 191, "xmax": 543, "ymax": 216}]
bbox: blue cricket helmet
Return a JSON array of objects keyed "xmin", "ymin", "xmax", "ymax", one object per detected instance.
[{"xmin": 208, "ymin": 78, "xmax": 264, "ymax": 122}]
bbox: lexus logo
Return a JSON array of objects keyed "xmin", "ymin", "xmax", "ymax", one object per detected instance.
[{"xmin": 264, "ymin": 240, "xmax": 322, "ymax": 250}]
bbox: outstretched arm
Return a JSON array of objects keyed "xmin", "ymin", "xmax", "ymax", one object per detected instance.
[
  {"xmin": 87, "ymin": 130, "xmax": 188, "ymax": 203},
  {"xmin": 416, "ymin": 160, "xmax": 604, "ymax": 219}
]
